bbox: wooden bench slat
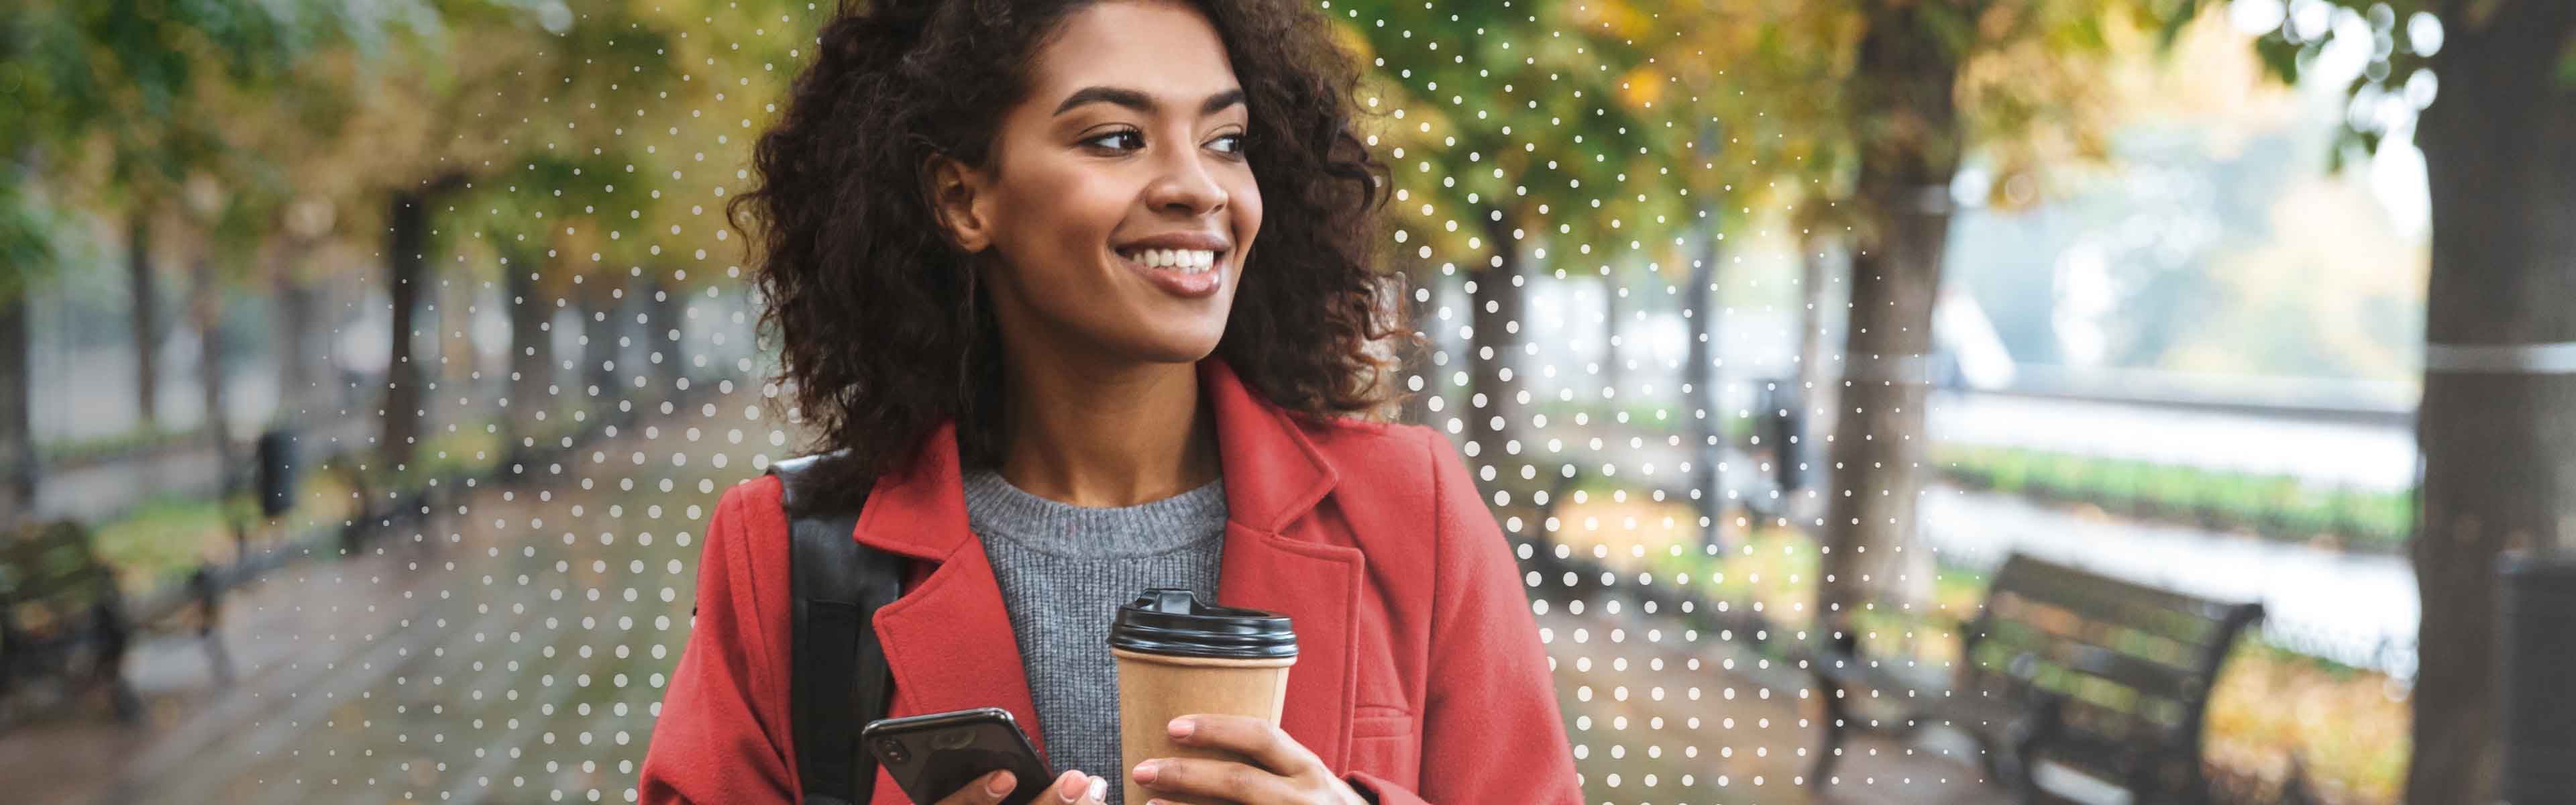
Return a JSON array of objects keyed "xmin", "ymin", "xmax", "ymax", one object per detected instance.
[
  {"xmin": 1987, "ymin": 555, "xmax": 2261, "ymax": 630},
  {"xmin": 1970, "ymin": 619, "xmax": 2212, "ymax": 703}
]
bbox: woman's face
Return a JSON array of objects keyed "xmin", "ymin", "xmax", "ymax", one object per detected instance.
[{"xmin": 931, "ymin": 0, "xmax": 1262, "ymax": 369}]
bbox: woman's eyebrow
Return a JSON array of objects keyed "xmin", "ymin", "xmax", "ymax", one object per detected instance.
[{"xmin": 1053, "ymin": 86, "xmax": 1246, "ymax": 118}]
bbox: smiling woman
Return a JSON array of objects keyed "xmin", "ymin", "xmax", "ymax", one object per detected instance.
[
  {"xmin": 721, "ymin": 0, "xmax": 1417, "ymax": 514},
  {"xmin": 637, "ymin": 1, "xmax": 1582, "ymax": 804}
]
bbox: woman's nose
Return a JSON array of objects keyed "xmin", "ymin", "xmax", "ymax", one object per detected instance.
[{"xmin": 1145, "ymin": 151, "xmax": 1227, "ymax": 215}]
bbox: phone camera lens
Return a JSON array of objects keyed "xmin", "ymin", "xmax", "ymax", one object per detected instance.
[{"xmin": 875, "ymin": 737, "xmax": 908, "ymax": 763}]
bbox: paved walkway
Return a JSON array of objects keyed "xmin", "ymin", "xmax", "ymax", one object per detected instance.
[
  {"xmin": 6, "ymin": 419, "xmax": 2031, "ymax": 804},
  {"xmin": 1, "ymin": 529, "xmax": 443, "ymax": 802},
  {"xmin": 1537, "ymin": 586, "xmax": 2010, "ymax": 805},
  {"xmin": 11, "ymin": 548, "xmax": 2004, "ymax": 805},
  {"xmin": 6, "ymin": 423, "xmax": 712, "ymax": 804}
]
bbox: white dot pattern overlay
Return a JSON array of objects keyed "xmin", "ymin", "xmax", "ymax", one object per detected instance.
[{"xmin": 111, "ymin": 3, "xmax": 1926, "ymax": 804}]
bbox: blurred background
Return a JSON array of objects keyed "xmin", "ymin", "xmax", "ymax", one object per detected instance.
[{"xmin": 0, "ymin": 0, "xmax": 2567, "ymax": 803}]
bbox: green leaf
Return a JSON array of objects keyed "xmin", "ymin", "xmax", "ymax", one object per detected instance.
[
  {"xmin": 2065, "ymin": 14, "xmax": 2110, "ymax": 54},
  {"xmin": 2154, "ymin": 0, "xmax": 2202, "ymax": 53},
  {"xmin": 2255, "ymin": 36, "xmax": 2302, "ymax": 84},
  {"xmin": 1916, "ymin": 3, "xmax": 1976, "ymax": 62},
  {"xmin": 0, "ymin": 170, "xmax": 59, "ymax": 304}
]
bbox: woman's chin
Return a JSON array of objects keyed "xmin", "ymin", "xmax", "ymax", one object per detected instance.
[{"xmin": 1127, "ymin": 326, "xmax": 1230, "ymax": 365}]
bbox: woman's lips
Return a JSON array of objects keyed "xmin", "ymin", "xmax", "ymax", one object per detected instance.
[{"xmin": 1114, "ymin": 246, "xmax": 1223, "ymax": 299}]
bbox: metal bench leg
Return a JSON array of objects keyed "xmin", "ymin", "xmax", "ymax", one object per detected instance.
[
  {"xmin": 1999, "ymin": 697, "xmax": 2060, "ymax": 805},
  {"xmin": 192, "ymin": 566, "xmax": 236, "ymax": 687},
  {"xmin": 93, "ymin": 601, "xmax": 142, "ymax": 724},
  {"xmin": 0, "ymin": 631, "xmax": 18, "ymax": 721}
]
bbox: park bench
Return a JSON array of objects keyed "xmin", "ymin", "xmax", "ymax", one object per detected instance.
[
  {"xmin": 0, "ymin": 520, "xmax": 227, "ymax": 724},
  {"xmin": 1807, "ymin": 552, "xmax": 2265, "ymax": 804}
]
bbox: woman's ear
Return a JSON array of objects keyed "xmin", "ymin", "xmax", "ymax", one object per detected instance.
[{"xmin": 924, "ymin": 154, "xmax": 992, "ymax": 254}]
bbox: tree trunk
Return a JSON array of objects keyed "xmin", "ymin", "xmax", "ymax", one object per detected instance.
[
  {"xmin": 1795, "ymin": 237, "xmax": 1842, "ymax": 527},
  {"xmin": 191, "ymin": 256, "xmax": 234, "ymax": 483},
  {"xmin": 439, "ymin": 258, "xmax": 477, "ymax": 388},
  {"xmin": 504, "ymin": 250, "xmax": 553, "ymax": 451},
  {"xmin": 274, "ymin": 248, "xmax": 318, "ymax": 420},
  {"xmin": 1796, "ymin": 237, "xmax": 1838, "ymax": 416},
  {"xmin": 649, "ymin": 274, "xmax": 684, "ymax": 390},
  {"xmin": 130, "ymin": 213, "xmax": 160, "ymax": 429},
  {"xmin": 1470, "ymin": 213, "xmax": 1535, "ymax": 500},
  {"xmin": 1820, "ymin": 198, "xmax": 1947, "ymax": 623},
  {"xmin": 381, "ymin": 191, "xmax": 431, "ymax": 469},
  {"xmin": 2404, "ymin": 3, "xmax": 2576, "ymax": 803},
  {"xmin": 581, "ymin": 282, "xmax": 622, "ymax": 401},
  {"xmin": 321, "ymin": 262, "xmax": 355, "ymax": 413},
  {"xmin": 1818, "ymin": 7, "xmax": 1962, "ymax": 628},
  {"xmin": 1682, "ymin": 225, "xmax": 1723, "ymax": 543},
  {"xmin": 1, "ymin": 288, "xmax": 32, "ymax": 517}
]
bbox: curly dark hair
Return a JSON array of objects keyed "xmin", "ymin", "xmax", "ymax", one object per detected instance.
[{"xmin": 727, "ymin": 0, "xmax": 1426, "ymax": 513}]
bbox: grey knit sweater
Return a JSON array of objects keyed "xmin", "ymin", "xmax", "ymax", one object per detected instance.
[{"xmin": 959, "ymin": 464, "xmax": 1228, "ymax": 805}]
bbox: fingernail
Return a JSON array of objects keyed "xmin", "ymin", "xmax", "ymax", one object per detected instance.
[
  {"xmin": 1057, "ymin": 771, "xmax": 1086, "ymax": 802},
  {"xmin": 1167, "ymin": 717, "xmax": 1193, "ymax": 739},
  {"xmin": 985, "ymin": 770, "xmax": 1016, "ymax": 796},
  {"xmin": 1133, "ymin": 760, "xmax": 1161, "ymax": 783},
  {"xmin": 1085, "ymin": 775, "xmax": 1109, "ymax": 802}
]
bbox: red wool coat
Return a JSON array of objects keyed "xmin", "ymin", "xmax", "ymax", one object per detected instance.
[{"xmin": 637, "ymin": 356, "xmax": 1582, "ymax": 804}]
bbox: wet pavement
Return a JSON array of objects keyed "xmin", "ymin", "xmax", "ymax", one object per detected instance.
[
  {"xmin": 2, "ymin": 414, "xmax": 2023, "ymax": 804},
  {"xmin": 6, "ymin": 419, "xmax": 744, "ymax": 804},
  {"xmin": 1537, "ymin": 595, "xmax": 2006, "ymax": 805}
]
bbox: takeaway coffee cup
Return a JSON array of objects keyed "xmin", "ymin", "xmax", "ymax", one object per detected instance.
[{"xmin": 1110, "ymin": 588, "xmax": 1297, "ymax": 805}]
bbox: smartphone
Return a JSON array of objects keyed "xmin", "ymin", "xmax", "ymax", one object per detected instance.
[{"xmin": 861, "ymin": 707, "xmax": 1054, "ymax": 805}]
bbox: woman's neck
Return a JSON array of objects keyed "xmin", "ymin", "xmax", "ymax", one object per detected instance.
[{"xmin": 992, "ymin": 356, "xmax": 1220, "ymax": 508}]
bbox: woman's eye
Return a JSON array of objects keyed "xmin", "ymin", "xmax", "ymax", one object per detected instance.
[
  {"xmin": 1085, "ymin": 129, "xmax": 1245, "ymax": 156},
  {"xmin": 1085, "ymin": 129, "xmax": 1144, "ymax": 151}
]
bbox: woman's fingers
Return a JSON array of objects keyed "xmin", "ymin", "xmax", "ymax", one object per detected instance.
[
  {"xmin": 1038, "ymin": 769, "xmax": 1111, "ymax": 804},
  {"xmin": 1132, "ymin": 757, "xmax": 1299, "ymax": 804},
  {"xmin": 1165, "ymin": 714, "xmax": 1320, "ymax": 777},
  {"xmin": 932, "ymin": 769, "xmax": 1019, "ymax": 804},
  {"xmin": 930, "ymin": 767, "xmax": 1110, "ymax": 804}
]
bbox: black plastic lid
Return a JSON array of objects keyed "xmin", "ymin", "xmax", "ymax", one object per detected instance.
[{"xmin": 1108, "ymin": 588, "xmax": 1297, "ymax": 659}]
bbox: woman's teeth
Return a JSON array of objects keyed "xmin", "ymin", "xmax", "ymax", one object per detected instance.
[{"xmin": 1121, "ymin": 247, "xmax": 1217, "ymax": 274}]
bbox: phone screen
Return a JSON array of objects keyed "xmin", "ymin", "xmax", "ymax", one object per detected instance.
[{"xmin": 861, "ymin": 707, "xmax": 1053, "ymax": 805}]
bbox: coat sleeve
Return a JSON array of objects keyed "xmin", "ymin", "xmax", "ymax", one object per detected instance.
[
  {"xmin": 1342, "ymin": 427, "xmax": 1583, "ymax": 805},
  {"xmin": 638, "ymin": 480, "xmax": 801, "ymax": 804}
]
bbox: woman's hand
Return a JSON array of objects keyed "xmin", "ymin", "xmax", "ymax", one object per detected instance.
[
  {"xmin": 1128, "ymin": 715, "xmax": 1371, "ymax": 805},
  {"xmin": 936, "ymin": 769, "xmax": 1110, "ymax": 805}
]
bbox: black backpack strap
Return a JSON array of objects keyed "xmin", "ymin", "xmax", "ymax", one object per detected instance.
[{"xmin": 771, "ymin": 453, "xmax": 904, "ymax": 805}]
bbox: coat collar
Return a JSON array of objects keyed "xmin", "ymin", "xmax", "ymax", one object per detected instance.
[
  {"xmin": 849, "ymin": 355, "xmax": 1340, "ymax": 563},
  {"xmin": 850, "ymin": 354, "xmax": 1366, "ymax": 785}
]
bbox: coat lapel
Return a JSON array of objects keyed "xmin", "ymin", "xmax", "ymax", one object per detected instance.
[
  {"xmin": 848, "ymin": 415, "xmax": 1051, "ymax": 767},
  {"xmin": 1201, "ymin": 359, "xmax": 1364, "ymax": 772},
  {"xmin": 852, "ymin": 356, "xmax": 1362, "ymax": 779}
]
